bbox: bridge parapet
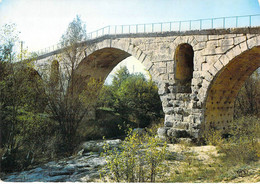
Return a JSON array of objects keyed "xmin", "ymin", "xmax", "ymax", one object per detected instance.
[{"xmin": 34, "ymin": 14, "xmax": 260, "ymax": 56}]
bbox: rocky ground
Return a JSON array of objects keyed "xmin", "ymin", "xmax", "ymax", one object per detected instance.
[
  {"xmin": 1, "ymin": 139, "xmax": 121, "ymax": 182},
  {"xmin": 1, "ymin": 139, "xmax": 260, "ymax": 182}
]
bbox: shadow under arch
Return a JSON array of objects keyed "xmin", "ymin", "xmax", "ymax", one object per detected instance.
[
  {"xmin": 174, "ymin": 43, "xmax": 194, "ymax": 93},
  {"xmin": 203, "ymin": 46, "xmax": 260, "ymax": 134},
  {"xmin": 75, "ymin": 48, "xmax": 131, "ymax": 86}
]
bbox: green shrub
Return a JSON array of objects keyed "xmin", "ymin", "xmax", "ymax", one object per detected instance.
[
  {"xmin": 204, "ymin": 116, "xmax": 260, "ymax": 165},
  {"xmin": 100, "ymin": 128, "xmax": 169, "ymax": 182}
]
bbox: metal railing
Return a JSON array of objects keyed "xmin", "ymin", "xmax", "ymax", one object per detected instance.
[{"xmin": 35, "ymin": 14, "xmax": 260, "ymax": 56}]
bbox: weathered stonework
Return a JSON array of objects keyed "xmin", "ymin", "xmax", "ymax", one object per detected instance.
[{"xmin": 32, "ymin": 27, "xmax": 260, "ymax": 141}]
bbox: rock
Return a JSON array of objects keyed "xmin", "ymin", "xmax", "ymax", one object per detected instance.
[
  {"xmin": 167, "ymin": 128, "xmax": 191, "ymax": 138},
  {"xmin": 2, "ymin": 139, "xmax": 116, "ymax": 182},
  {"xmin": 79, "ymin": 139, "xmax": 122, "ymax": 154}
]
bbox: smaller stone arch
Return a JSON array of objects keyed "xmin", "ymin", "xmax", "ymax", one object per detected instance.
[{"xmin": 174, "ymin": 43, "xmax": 194, "ymax": 93}]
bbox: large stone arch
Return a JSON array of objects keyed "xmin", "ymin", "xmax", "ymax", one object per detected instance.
[
  {"xmin": 83, "ymin": 40, "xmax": 157, "ymax": 81},
  {"xmin": 203, "ymin": 45, "xmax": 260, "ymax": 134},
  {"xmin": 74, "ymin": 43, "xmax": 163, "ymax": 121}
]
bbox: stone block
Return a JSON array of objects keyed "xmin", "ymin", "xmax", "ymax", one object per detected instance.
[
  {"xmin": 195, "ymin": 35, "xmax": 208, "ymax": 42},
  {"xmin": 208, "ymin": 65, "xmax": 218, "ymax": 76},
  {"xmin": 193, "ymin": 42, "xmax": 206, "ymax": 51},
  {"xmin": 209, "ymin": 35, "xmax": 224, "ymax": 40},
  {"xmin": 167, "ymin": 128, "xmax": 190, "ymax": 138},
  {"xmin": 234, "ymin": 36, "xmax": 246, "ymax": 45},
  {"xmin": 157, "ymin": 127, "xmax": 169, "ymax": 137},
  {"xmin": 218, "ymin": 38, "xmax": 234, "ymax": 47},
  {"xmin": 239, "ymin": 41, "xmax": 248, "ymax": 52},
  {"xmin": 207, "ymin": 40, "xmax": 219, "ymax": 48},
  {"xmin": 201, "ymin": 47, "xmax": 216, "ymax": 55},
  {"xmin": 138, "ymin": 52, "xmax": 146, "ymax": 62},
  {"xmin": 226, "ymin": 44, "xmax": 242, "ymax": 60},
  {"xmin": 203, "ymin": 71, "xmax": 213, "ymax": 82},
  {"xmin": 205, "ymin": 55, "xmax": 220, "ymax": 65},
  {"xmin": 201, "ymin": 63, "xmax": 210, "ymax": 71},
  {"xmin": 213, "ymin": 60, "xmax": 224, "ymax": 71},
  {"xmin": 247, "ymin": 36, "xmax": 257, "ymax": 49},
  {"xmin": 215, "ymin": 45, "xmax": 233, "ymax": 54},
  {"xmin": 219, "ymin": 54, "xmax": 230, "ymax": 66},
  {"xmin": 164, "ymin": 106, "xmax": 175, "ymax": 114},
  {"xmin": 224, "ymin": 34, "xmax": 237, "ymax": 39},
  {"xmin": 164, "ymin": 120, "xmax": 174, "ymax": 127},
  {"xmin": 165, "ymin": 114, "xmax": 174, "ymax": 123}
]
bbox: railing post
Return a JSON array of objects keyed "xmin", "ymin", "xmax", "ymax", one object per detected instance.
[
  {"xmin": 161, "ymin": 23, "xmax": 163, "ymax": 32},
  {"xmin": 152, "ymin": 23, "xmax": 154, "ymax": 32},
  {"xmin": 170, "ymin": 22, "xmax": 171, "ymax": 31},
  {"xmin": 102, "ymin": 27, "xmax": 104, "ymax": 35},
  {"xmin": 200, "ymin": 19, "xmax": 202, "ymax": 30},
  {"xmin": 122, "ymin": 25, "xmax": 123, "ymax": 34},
  {"xmin": 223, "ymin": 17, "xmax": 225, "ymax": 28},
  {"xmin": 144, "ymin": 24, "xmax": 145, "ymax": 33},
  {"xmin": 179, "ymin": 21, "xmax": 181, "ymax": 31},
  {"xmin": 211, "ymin": 18, "xmax": 214, "ymax": 29},
  {"xmin": 236, "ymin": 16, "xmax": 238, "ymax": 27},
  {"xmin": 129, "ymin": 25, "xmax": 130, "ymax": 33},
  {"xmin": 115, "ymin": 25, "xmax": 117, "ymax": 34},
  {"xmin": 249, "ymin": 15, "xmax": 252, "ymax": 27},
  {"xmin": 136, "ymin": 24, "xmax": 138, "ymax": 33},
  {"xmin": 189, "ymin": 20, "xmax": 191, "ymax": 30},
  {"xmin": 108, "ymin": 26, "xmax": 110, "ymax": 34}
]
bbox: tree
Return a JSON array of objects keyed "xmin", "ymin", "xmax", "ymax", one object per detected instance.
[
  {"xmin": 0, "ymin": 23, "xmax": 50, "ymax": 172},
  {"xmin": 44, "ymin": 15, "xmax": 101, "ymax": 154},
  {"xmin": 234, "ymin": 70, "xmax": 260, "ymax": 118},
  {"xmin": 98, "ymin": 66, "xmax": 163, "ymax": 128}
]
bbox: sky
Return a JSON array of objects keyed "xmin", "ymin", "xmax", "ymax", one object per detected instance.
[
  {"xmin": 0, "ymin": 0, "xmax": 260, "ymax": 82},
  {"xmin": 1, "ymin": 0, "xmax": 260, "ymax": 52}
]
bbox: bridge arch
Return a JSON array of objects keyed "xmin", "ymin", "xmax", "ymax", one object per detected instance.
[
  {"xmin": 203, "ymin": 45, "xmax": 260, "ymax": 134},
  {"xmin": 84, "ymin": 41, "xmax": 156, "ymax": 79},
  {"xmin": 74, "ymin": 45, "xmax": 163, "ymax": 124}
]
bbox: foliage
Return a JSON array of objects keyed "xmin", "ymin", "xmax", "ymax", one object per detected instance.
[
  {"xmin": 204, "ymin": 116, "xmax": 260, "ymax": 165},
  {"xmin": 100, "ymin": 128, "xmax": 169, "ymax": 182},
  {"xmin": 97, "ymin": 66, "xmax": 163, "ymax": 128},
  {"xmin": 234, "ymin": 70, "xmax": 260, "ymax": 118},
  {"xmin": 0, "ymin": 23, "xmax": 54, "ymax": 172},
  {"xmin": 0, "ymin": 23, "xmax": 20, "ymax": 62}
]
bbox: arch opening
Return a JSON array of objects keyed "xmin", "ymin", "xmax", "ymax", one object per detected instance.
[
  {"xmin": 174, "ymin": 43, "xmax": 194, "ymax": 93},
  {"xmin": 74, "ymin": 47, "xmax": 164, "ymax": 139},
  {"xmin": 204, "ymin": 46, "xmax": 260, "ymax": 133}
]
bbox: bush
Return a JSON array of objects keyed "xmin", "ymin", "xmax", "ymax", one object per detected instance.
[
  {"xmin": 204, "ymin": 116, "xmax": 260, "ymax": 165},
  {"xmin": 100, "ymin": 128, "xmax": 169, "ymax": 182}
]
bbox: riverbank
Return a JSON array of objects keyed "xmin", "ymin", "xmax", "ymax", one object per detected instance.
[{"xmin": 2, "ymin": 138, "xmax": 260, "ymax": 182}]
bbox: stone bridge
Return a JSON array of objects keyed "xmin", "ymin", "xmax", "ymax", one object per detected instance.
[{"xmin": 31, "ymin": 27, "xmax": 260, "ymax": 140}]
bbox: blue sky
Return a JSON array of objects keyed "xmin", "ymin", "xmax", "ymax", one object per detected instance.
[{"xmin": 0, "ymin": 0, "xmax": 260, "ymax": 83}]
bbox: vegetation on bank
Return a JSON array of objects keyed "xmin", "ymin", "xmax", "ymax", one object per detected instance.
[
  {"xmin": 100, "ymin": 116, "xmax": 260, "ymax": 183},
  {"xmin": 0, "ymin": 17, "xmax": 163, "ymax": 173}
]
